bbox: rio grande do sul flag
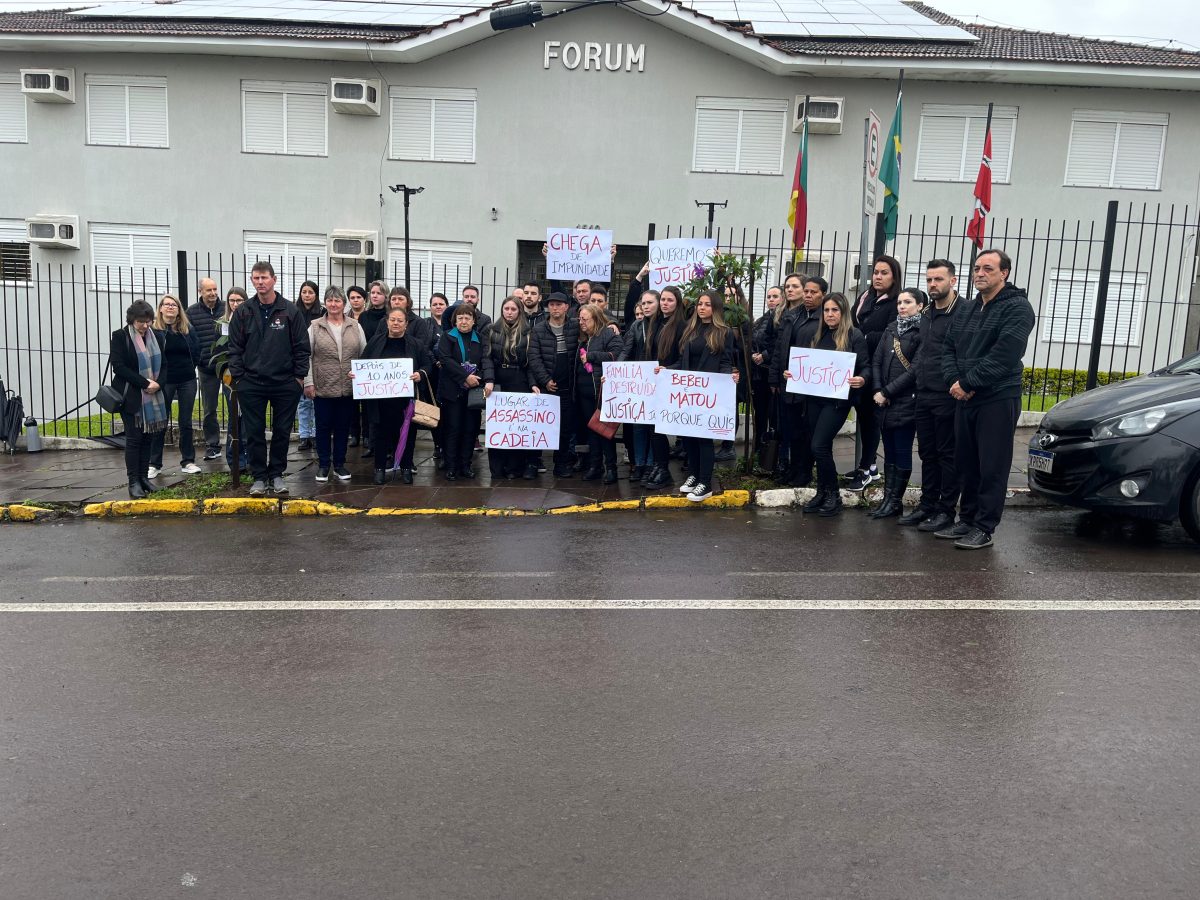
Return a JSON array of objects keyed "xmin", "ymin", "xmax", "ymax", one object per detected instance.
[
  {"xmin": 967, "ymin": 113, "xmax": 994, "ymax": 249},
  {"xmin": 787, "ymin": 112, "xmax": 808, "ymax": 253}
]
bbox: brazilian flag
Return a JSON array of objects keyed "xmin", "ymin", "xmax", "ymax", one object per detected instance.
[{"xmin": 880, "ymin": 84, "xmax": 903, "ymax": 240}]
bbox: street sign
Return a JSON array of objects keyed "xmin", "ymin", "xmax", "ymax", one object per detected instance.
[{"xmin": 864, "ymin": 109, "xmax": 882, "ymax": 217}]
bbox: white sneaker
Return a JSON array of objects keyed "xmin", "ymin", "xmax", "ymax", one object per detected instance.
[
  {"xmin": 147, "ymin": 466, "xmax": 160, "ymax": 479},
  {"xmin": 679, "ymin": 475, "xmax": 698, "ymax": 494},
  {"xmin": 688, "ymin": 482, "xmax": 713, "ymax": 502},
  {"xmin": 181, "ymin": 462, "xmax": 201, "ymax": 475}
]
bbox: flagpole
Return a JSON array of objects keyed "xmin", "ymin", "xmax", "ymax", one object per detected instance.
[
  {"xmin": 966, "ymin": 101, "xmax": 994, "ymax": 284},
  {"xmin": 873, "ymin": 70, "xmax": 902, "ymax": 258}
]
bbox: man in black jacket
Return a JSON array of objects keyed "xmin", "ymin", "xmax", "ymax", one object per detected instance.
[
  {"xmin": 901, "ymin": 259, "xmax": 971, "ymax": 531},
  {"xmin": 937, "ymin": 248, "xmax": 1035, "ymax": 549},
  {"xmin": 769, "ymin": 277, "xmax": 824, "ymax": 486},
  {"xmin": 228, "ymin": 260, "xmax": 311, "ymax": 496},
  {"xmin": 187, "ymin": 277, "xmax": 225, "ymax": 461},
  {"xmin": 529, "ymin": 292, "xmax": 580, "ymax": 478}
]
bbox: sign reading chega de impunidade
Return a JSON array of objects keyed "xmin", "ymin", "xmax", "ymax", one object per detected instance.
[
  {"xmin": 546, "ymin": 228, "xmax": 612, "ymax": 282},
  {"xmin": 599, "ymin": 361, "xmax": 660, "ymax": 424},
  {"xmin": 351, "ymin": 357, "xmax": 414, "ymax": 399},
  {"xmin": 485, "ymin": 391, "xmax": 561, "ymax": 451},
  {"xmin": 647, "ymin": 238, "xmax": 717, "ymax": 291},
  {"xmin": 785, "ymin": 346, "xmax": 857, "ymax": 400}
]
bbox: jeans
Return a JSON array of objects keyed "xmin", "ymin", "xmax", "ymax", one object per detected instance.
[
  {"xmin": 851, "ymin": 393, "xmax": 881, "ymax": 470},
  {"xmin": 915, "ymin": 399, "xmax": 960, "ymax": 516},
  {"xmin": 576, "ymin": 389, "xmax": 616, "ymax": 469},
  {"xmin": 150, "ymin": 378, "xmax": 197, "ymax": 467},
  {"xmin": 197, "ymin": 368, "xmax": 222, "ymax": 452},
  {"xmin": 120, "ymin": 412, "xmax": 154, "ymax": 480},
  {"xmin": 296, "ymin": 395, "xmax": 316, "ymax": 438},
  {"xmin": 956, "ymin": 397, "xmax": 1021, "ymax": 535},
  {"xmin": 313, "ymin": 395, "xmax": 355, "ymax": 469},
  {"xmin": 239, "ymin": 379, "xmax": 301, "ymax": 480},
  {"xmin": 683, "ymin": 436, "xmax": 716, "ymax": 484},
  {"xmin": 631, "ymin": 423, "xmax": 652, "ymax": 467},
  {"xmin": 810, "ymin": 398, "xmax": 853, "ymax": 489},
  {"xmin": 881, "ymin": 422, "xmax": 917, "ymax": 470}
]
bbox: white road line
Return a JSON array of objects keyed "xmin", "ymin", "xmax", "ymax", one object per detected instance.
[
  {"xmin": 1, "ymin": 599, "xmax": 1199, "ymax": 612},
  {"xmin": 728, "ymin": 571, "xmax": 929, "ymax": 577},
  {"xmin": 40, "ymin": 575, "xmax": 198, "ymax": 583}
]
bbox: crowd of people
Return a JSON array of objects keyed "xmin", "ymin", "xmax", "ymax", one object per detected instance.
[{"xmin": 108, "ymin": 246, "xmax": 1034, "ymax": 547}]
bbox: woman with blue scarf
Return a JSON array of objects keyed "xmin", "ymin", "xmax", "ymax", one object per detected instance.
[
  {"xmin": 437, "ymin": 303, "xmax": 494, "ymax": 480},
  {"xmin": 108, "ymin": 300, "xmax": 168, "ymax": 498},
  {"xmin": 868, "ymin": 287, "xmax": 927, "ymax": 519}
]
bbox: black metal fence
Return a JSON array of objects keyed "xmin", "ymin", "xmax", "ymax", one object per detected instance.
[{"xmin": 2, "ymin": 200, "xmax": 1196, "ymax": 438}]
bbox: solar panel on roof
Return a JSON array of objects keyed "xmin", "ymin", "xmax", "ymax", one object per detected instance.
[
  {"xmin": 681, "ymin": 0, "xmax": 977, "ymax": 41},
  {"xmin": 71, "ymin": 0, "xmax": 481, "ymax": 29}
]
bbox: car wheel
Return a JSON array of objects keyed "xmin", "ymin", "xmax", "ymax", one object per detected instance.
[{"xmin": 1182, "ymin": 469, "xmax": 1200, "ymax": 546}]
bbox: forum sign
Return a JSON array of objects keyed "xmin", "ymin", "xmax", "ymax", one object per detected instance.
[{"xmin": 543, "ymin": 41, "xmax": 646, "ymax": 72}]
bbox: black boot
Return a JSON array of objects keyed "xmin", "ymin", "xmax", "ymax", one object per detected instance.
[
  {"xmin": 139, "ymin": 476, "xmax": 156, "ymax": 494},
  {"xmin": 803, "ymin": 487, "xmax": 827, "ymax": 513},
  {"xmin": 128, "ymin": 479, "xmax": 147, "ymax": 499},
  {"xmin": 582, "ymin": 455, "xmax": 603, "ymax": 480},
  {"xmin": 817, "ymin": 486, "xmax": 843, "ymax": 517},
  {"xmin": 628, "ymin": 465, "xmax": 644, "ymax": 481},
  {"xmin": 899, "ymin": 504, "xmax": 934, "ymax": 526},
  {"xmin": 602, "ymin": 466, "xmax": 618, "ymax": 484},
  {"xmin": 373, "ymin": 469, "xmax": 387, "ymax": 485},
  {"xmin": 872, "ymin": 465, "xmax": 903, "ymax": 519},
  {"xmin": 890, "ymin": 469, "xmax": 912, "ymax": 522},
  {"xmin": 644, "ymin": 466, "xmax": 671, "ymax": 489}
]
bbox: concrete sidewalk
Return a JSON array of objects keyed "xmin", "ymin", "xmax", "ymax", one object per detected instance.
[{"xmin": 0, "ymin": 429, "xmax": 1037, "ymax": 511}]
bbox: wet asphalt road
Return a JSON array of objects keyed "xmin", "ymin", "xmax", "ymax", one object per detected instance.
[{"xmin": 1, "ymin": 510, "xmax": 1199, "ymax": 899}]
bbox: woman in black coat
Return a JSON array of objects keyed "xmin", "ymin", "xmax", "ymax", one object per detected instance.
[
  {"xmin": 108, "ymin": 300, "xmax": 167, "ymax": 498},
  {"xmin": 868, "ymin": 288, "xmax": 926, "ymax": 520},
  {"xmin": 750, "ymin": 285, "xmax": 782, "ymax": 461},
  {"xmin": 437, "ymin": 303, "xmax": 495, "ymax": 480},
  {"xmin": 362, "ymin": 307, "xmax": 432, "ymax": 485},
  {"xmin": 617, "ymin": 289, "xmax": 660, "ymax": 481},
  {"xmin": 785, "ymin": 293, "xmax": 869, "ymax": 518},
  {"xmin": 667, "ymin": 290, "xmax": 739, "ymax": 502},
  {"xmin": 147, "ymin": 294, "xmax": 202, "ymax": 478},
  {"xmin": 846, "ymin": 254, "xmax": 902, "ymax": 489},
  {"xmin": 575, "ymin": 303, "xmax": 623, "ymax": 483},
  {"xmin": 488, "ymin": 296, "xmax": 537, "ymax": 480},
  {"xmin": 642, "ymin": 285, "xmax": 688, "ymax": 489}
]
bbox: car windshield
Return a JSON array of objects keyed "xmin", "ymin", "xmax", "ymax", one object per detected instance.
[{"xmin": 1163, "ymin": 352, "xmax": 1200, "ymax": 375}]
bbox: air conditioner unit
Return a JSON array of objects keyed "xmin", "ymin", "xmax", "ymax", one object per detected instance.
[
  {"xmin": 26, "ymin": 215, "xmax": 80, "ymax": 250},
  {"xmin": 793, "ymin": 96, "xmax": 843, "ymax": 134},
  {"xmin": 329, "ymin": 230, "xmax": 378, "ymax": 260},
  {"xmin": 20, "ymin": 68, "xmax": 75, "ymax": 104},
  {"xmin": 330, "ymin": 78, "xmax": 381, "ymax": 116},
  {"xmin": 791, "ymin": 251, "xmax": 836, "ymax": 282}
]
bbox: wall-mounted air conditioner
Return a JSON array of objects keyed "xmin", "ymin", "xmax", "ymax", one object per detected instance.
[
  {"xmin": 330, "ymin": 78, "xmax": 381, "ymax": 116},
  {"xmin": 329, "ymin": 230, "xmax": 378, "ymax": 260},
  {"xmin": 20, "ymin": 68, "xmax": 75, "ymax": 103},
  {"xmin": 792, "ymin": 251, "xmax": 835, "ymax": 280},
  {"xmin": 26, "ymin": 215, "xmax": 80, "ymax": 249},
  {"xmin": 793, "ymin": 96, "xmax": 843, "ymax": 134}
]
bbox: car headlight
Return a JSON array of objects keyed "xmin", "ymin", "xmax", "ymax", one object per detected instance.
[{"xmin": 1092, "ymin": 399, "xmax": 1200, "ymax": 441}]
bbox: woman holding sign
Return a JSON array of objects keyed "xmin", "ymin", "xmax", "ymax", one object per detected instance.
[
  {"xmin": 670, "ymin": 290, "xmax": 739, "ymax": 503},
  {"xmin": 786, "ymin": 293, "xmax": 869, "ymax": 517},
  {"xmin": 304, "ymin": 286, "xmax": 367, "ymax": 483},
  {"xmin": 488, "ymin": 297, "xmax": 538, "ymax": 480},
  {"xmin": 642, "ymin": 285, "xmax": 687, "ymax": 489},
  {"xmin": 618, "ymin": 289, "xmax": 660, "ymax": 480},
  {"xmin": 438, "ymin": 303, "xmax": 495, "ymax": 481},
  {"xmin": 576, "ymin": 304, "xmax": 622, "ymax": 483},
  {"xmin": 868, "ymin": 288, "xmax": 926, "ymax": 520},
  {"xmin": 362, "ymin": 307, "xmax": 431, "ymax": 485}
]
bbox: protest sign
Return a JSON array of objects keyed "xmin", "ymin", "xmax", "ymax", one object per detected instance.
[
  {"xmin": 653, "ymin": 370, "xmax": 736, "ymax": 439},
  {"xmin": 351, "ymin": 357, "xmax": 414, "ymax": 399},
  {"xmin": 785, "ymin": 346, "xmax": 857, "ymax": 400},
  {"xmin": 485, "ymin": 391, "xmax": 561, "ymax": 450},
  {"xmin": 546, "ymin": 227, "xmax": 613, "ymax": 282},
  {"xmin": 647, "ymin": 238, "xmax": 717, "ymax": 291},
  {"xmin": 599, "ymin": 361, "xmax": 660, "ymax": 424}
]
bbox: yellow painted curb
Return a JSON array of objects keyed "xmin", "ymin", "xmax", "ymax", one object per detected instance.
[
  {"xmin": 645, "ymin": 490, "xmax": 750, "ymax": 510},
  {"xmin": 548, "ymin": 503, "xmax": 604, "ymax": 515},
  {"xmin": 202, "ymin": 497, "xmax": 280, "ymax": 515},
  {"xmin": 5, "ymin": 504, "xmax": 54, "ymax": 522},
  {"xmin": 110, "ymin": 499, "xmax": 197, "ymax": 517},
  {"xmin": 82, "ymin": 502, "xmax": 112, "ymax": 517},
  {"xmin": 283, "ymin": 500, "xmax": 364, "ymax": 517},
  {"xmin": 597, "ymin": 499, "xmax": 642, "ymax": 511},
  {"xmin": 319, "ymin": 503, "xmax": 363, "ymax": 516}
]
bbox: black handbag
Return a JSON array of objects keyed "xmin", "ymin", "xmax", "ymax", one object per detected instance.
[
  {"xmin": 466, "ymin": 386, "xmax": 486, "ymax": 410},
  {"xmin": 95, "ymin": 361, "xmax": 124, "ymax": 414}
]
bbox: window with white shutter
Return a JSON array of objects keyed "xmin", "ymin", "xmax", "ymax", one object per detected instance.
[
  {"xmin": 1065, "ymin": 110, "xmax": 1167, "ymax": 190},
  {"xmin": 692, "ymin": 97, "xmax": 787, "ymax": 176},
  {"xmin": 914, "ymin": 105, "xmax": 1017, "ymax": 183},
  {"xmin": 1041, "ymin": 269, "xmax": 1147, "ymax": 346},
  {"xmin": 389, "ymin": 87, "xmax": 476, "ymax": 163},
  {"xmin": 85, "ymin": 75, "xmax": 168, "ymax": 148},
  {"xmin": 0, "ymin": 74, "xmax": 28, "ymax": 143},
  {"xmin": 0, "ymin": 218, "xmax": 31, "ymax": 282},
  {"xmin": 243, "ymin": 231, "xmax": 328, "ymax": 301},
  {"xmin": 386, "ymin": 239, "xmax": 472, "ymax": 313},
  {"xmin": 241, "ymin": 81, "xmax": 327, "ymax": 157},
  {"xmin": 90, "ymin": 223, "xmax": 172, "ymax": 294}
]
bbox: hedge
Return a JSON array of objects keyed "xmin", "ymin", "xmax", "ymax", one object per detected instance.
[{"xmin": 1023, "ymin": 367, "xmax": 1140, "ymax": 397}]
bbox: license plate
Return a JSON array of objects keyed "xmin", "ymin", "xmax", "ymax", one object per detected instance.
[{"xmin": 1028, "ymin": 449, "xmax": 1055, "ymax": 473}]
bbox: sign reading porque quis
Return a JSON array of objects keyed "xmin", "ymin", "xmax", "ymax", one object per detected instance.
[{"xmin": 543, "ymin": 41, "xmax": 646, "ymax": 72}]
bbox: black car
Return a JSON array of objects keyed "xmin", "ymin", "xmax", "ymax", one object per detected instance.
[{"xmin": 1027, "ymin": 350, "xmax": 1200, "ymax": 543}]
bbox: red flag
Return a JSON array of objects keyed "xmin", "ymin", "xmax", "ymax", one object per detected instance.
[{"xmin": 967, "ymin": 125, "xmax": 992, "ymax": 249}]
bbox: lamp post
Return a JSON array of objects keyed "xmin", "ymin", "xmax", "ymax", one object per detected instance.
[
  {"xmin": 389, "ymin": 184, "xmax": 425, "ymax": 289},
  {"xmin": 694, "ymin": 200, "xmax": 727, "ymax": 239}
]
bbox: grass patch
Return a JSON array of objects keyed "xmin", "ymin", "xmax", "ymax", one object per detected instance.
[
  {"xmin": 1023, "ymin": 394, "xmax": 1067, "ymax": 412},
  {"xmin": 147, "ymin": 472, "xmax": 235, "ymax": 501},
  {"xmin": 715, "ymin": 458, "xmax": 779, "ymax": 492}
]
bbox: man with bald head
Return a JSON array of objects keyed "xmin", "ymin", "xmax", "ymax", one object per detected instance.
[{"xmin": 187, "ymin": 277, "xmax": 226, "ymax": 460}]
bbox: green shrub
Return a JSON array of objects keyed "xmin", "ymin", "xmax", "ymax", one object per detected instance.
[{"xmin": 1023, "ymin": 367, "xmax": 1139, "ymax": 398}]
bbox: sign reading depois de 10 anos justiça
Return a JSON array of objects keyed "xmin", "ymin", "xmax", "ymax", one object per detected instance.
[{"xmin": 543, "ymin": 41, "xmax": 646, "ymax": 72}]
